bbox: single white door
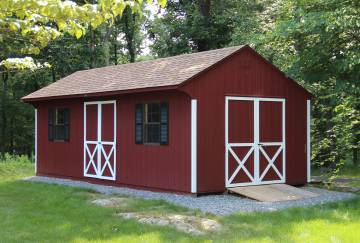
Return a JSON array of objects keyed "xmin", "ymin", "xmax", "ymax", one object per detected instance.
[
  {"xmin": 84, "ymin": 101, "xmax": 116, "ymax": 180},
  {"xmin": 225, "ymin": 97, "xmax": 285, "ymax": 187}
]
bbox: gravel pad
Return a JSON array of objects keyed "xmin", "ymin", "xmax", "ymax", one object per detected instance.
[{"xmin": 25, "ymin": 176, "xmax": 357, "ymax": 215}]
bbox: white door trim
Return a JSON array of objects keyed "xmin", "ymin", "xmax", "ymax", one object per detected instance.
[
  {"xmin": 191, "ymin": 99, "xmax": 197, "ymax": 193},
  {"xmin": 84, "ymin": 100, "xmax": 117, "ymax": 181},
  {"xmin": 225, "ymin": 96, "xmax": 286, "ymax": 187}
]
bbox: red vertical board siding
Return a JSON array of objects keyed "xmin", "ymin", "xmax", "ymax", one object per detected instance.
[
  {"xmin": 37, "ymin": 100, "xmax": 84, "ymax": 179},
  {"xmin": 118, "ymin": 91, "xmax": 191, "ymax": 192},
  {"xmin": 259, "ymin": 101, "xmax": 282, "ymax": 142},
  {"xmin": 86, "ymin": 104, "xmax": 98, "ymax": 141},
  {"xmin": 101, "ymin": 103, "xmax": 115, "ymax": 141},
  {"xmin": 35, "ymin": 47, "xmax": 309, "ymax": 194},
  {"xmin": 36, "ymin": 90, "xmax": 191, "ymax": 192},
  {"xmin": 180, "ymin": 48, "xmax": 309, "ymax": 193},
  {"xmin": 228, "ymin": 100, "xmax": 254, "ymax": 143}
]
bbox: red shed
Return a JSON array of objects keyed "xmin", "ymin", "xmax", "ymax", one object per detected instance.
[{"xmin": 23, "ymin": 45, "xmax": 312, "ymax": 194}]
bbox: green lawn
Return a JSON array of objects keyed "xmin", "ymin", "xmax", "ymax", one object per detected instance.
[{"xmin": 0, "ymin": 161, "xmax": 359, "ymax": 243}]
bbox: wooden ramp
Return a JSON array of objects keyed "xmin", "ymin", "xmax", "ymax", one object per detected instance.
[{"xmin": 228, "ymin": 184, "xmax": 318, "ymax": 202}]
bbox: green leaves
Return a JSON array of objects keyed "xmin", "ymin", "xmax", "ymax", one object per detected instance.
[
  {"xmin": 248, "ymin": 0, "xmax": 360, "ymax": 170},
  {"xmin": 112, "ymin": 1, "xmax": 126, "ymax": 17},
  {"xmin": 0, "ymin": 0, "xmax": 167, "ymax": 70},
  {"xmin": 0, "ymin": 57, "xmax": 51, "ymax": 71}
]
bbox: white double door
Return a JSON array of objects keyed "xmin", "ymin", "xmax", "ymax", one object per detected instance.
[
  {"xmin": 84, "ymin": 101, "xmax": 116, "ymax": 180},
  {"xmin": 225, "ymin": 97, "xmax": 286, "ymax": 187}
]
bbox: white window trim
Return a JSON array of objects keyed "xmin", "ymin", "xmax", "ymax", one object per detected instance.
[{"xmin": 191, "ymin": 99, "xmax": 197, "ymax": 193}]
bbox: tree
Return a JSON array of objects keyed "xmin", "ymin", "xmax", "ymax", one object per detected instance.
[
  {"xmin": 148, "ymin": 0, "xmax": 238, "ymax": 57},
  {"xmin": 0, "ymin": 0, "xmax": 166, "ymax": 157},
  {"xmin": 109, "ymin": 5, "xmax": 146, "ymax": 64},
  {"xmin": 0, "ymin": 0, "xmax": 165, "ymax": 68},
  {"xmin": 252, "ymin": 0, "xmax": 360, "ymax": 170}
]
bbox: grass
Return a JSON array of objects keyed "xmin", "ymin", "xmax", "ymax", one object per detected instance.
[
  {"xmin": 0, "ymin": 161, "xmax": 359, "ymax": 243},
  {"xmin": 337, "ymin": 165, "xmax": 360, "ymax": 188},
  {"xmin": 313, "ymin": 164, "xmax": 360, "ymax": 189}
]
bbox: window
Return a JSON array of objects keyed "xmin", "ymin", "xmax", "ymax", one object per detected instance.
[
  {"xmin": 48, "ymin": 108, "xmax": 70, "ymax": 141},
  {"xmin": 135, "ymin": 102, "xmax": 168, "ymax": 145}
]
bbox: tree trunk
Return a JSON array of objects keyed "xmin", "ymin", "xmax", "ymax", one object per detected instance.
[
  {"xmin": 51, "ymin": 65, "xmax": 56, "ymax": 82},
  {"xmin": 114, "ymin": 18, "xmax": 118, "ymax": 65},
  {"xmin": 123, "ymin": 8, "xmax": 136, "ymax": 63},
  {"xmin": 1, "ymin": 71, "xmax": 8, "ymax": 156},
  {"xmin": 114, "ymin": 42, "xmax": 118, "ymax": 65},
  {"xmin": 197, "ymin": 0, "xmax": 211, "ymax": 51},
  {"xmin": 353, "ymin": 120, "xmax": 359, "ymax": 165},
  {"xmin": 89, "ymin": 26, "xmax": 96, "ymax": 68}
]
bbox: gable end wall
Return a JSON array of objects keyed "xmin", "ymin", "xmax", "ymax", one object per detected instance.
[{"xmin": 180, "ymin": 48, "xmax": 309, "ymax": 193}]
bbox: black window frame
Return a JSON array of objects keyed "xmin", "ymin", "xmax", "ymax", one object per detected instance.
[
  {"xmin": 48, "ymin": 108, "xmax": 70, "ymax": 142},
  {"xmin": 135, "ymin": 102, "xmax": 168, "ymax": 145}
]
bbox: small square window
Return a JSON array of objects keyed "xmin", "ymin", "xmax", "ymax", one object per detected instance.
[
  {"xmin": 49, "ymin": 108, "xmax": 70, "ymax": 141},
  {"xmin": 135, "ymin": 102, "xmax": 168, "ymax": 145}
]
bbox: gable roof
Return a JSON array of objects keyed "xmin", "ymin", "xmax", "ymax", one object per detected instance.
[{"xmin": 22, "ymin": 45, "xmax": 245, "ymax": 101}]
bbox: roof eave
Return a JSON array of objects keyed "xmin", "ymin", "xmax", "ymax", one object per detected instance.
[{"xmin": 22, "ymin": 84, "xmax": 179, "ymax": 103}]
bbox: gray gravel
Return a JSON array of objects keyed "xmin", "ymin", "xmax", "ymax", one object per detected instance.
[{"xmin": 24, "ymin": 176, "xmax": 357, "ymax": 216}]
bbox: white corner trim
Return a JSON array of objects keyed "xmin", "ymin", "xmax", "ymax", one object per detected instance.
[
  {"xmin": 307, "ymin": 100, "xmax": 311, "ymax": 183},
  {"xmin": 191, "ymin": 99, "xmax": 197, "ymax": 193},
  {"xmin": 34, "ymin": 108, "xmax": 38, "ymax": 174}
]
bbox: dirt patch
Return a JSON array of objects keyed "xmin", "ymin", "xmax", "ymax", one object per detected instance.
[
  {"xmin": 117, "ymin": 212, "xmax": 222, "ymax": 235},
  {"xmin": 331, "ymin": 185, "xmax": 360, "ymax": 193},
  {"xmin": 91, "ymin": 197, "xmax": 128, "ymax": 207},
  {"xmin": 311, "ymin": 176, "xmax": 360, "ymax": 193}
]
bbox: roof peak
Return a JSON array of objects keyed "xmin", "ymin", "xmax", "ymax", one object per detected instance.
[
  {"xmin": 23, "ymin": 45, "xmax": 247, "ymax": 101},
  {"xmin": 78, "ymin": 45, "xmax": 245, "ymax": 73}
]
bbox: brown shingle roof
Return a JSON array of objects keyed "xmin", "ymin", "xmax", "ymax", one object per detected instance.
[{"xmin": 22, "ymin": 45, "xmax": 245, "ymax": 101}]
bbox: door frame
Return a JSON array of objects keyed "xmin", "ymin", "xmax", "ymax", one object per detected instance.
[
  {"xmin": 83, "ymin": 100, "xmax": 117, "ymax": 181},
  {"xmin": 225, "ymin": 96, "xmax": 286, "ymax": 187}
]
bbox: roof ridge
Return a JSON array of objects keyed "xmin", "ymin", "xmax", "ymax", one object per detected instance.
[
  {"xmin": 22, "ymin": 45, "xmax": 247, "ymax": 101},
  {"xmin": 78, "ymin": 45, "xmax": 244, "ymax": 73}
]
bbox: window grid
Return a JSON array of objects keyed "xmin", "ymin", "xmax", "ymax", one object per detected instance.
[{"xmin": 144, "ymin": 103, "xmax": 161, "ymax": 144}]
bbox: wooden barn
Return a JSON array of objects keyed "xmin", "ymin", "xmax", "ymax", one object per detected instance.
[{"xmin": 23, "ymin": 45, "xmax": 312, "ymax": 195}]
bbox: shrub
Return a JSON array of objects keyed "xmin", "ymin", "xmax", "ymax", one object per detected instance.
[{"xmin": 0, "ymin": 153, "xmax": 33, "ymax": 164}]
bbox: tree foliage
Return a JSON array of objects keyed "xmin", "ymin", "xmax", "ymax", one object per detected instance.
[
  {"xmin": 0, "ymin": 0, "xmax": 165, "ymax": 69},
  {"xmin": 0, "ymin": 0, "xmax": 162, "ymax": 156},
  {"xmin": 0, "ymin": 0, "xmax": 358, "ymax": 174},
  {"xmin": 148, "ymin": 0, "xmax": 240, "ymax": 57},
  {"xmin": 254, "ymin": 0, "xmax": 360, "ymax": 170}
]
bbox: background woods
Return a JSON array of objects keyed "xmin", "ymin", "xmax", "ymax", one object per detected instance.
[{"xmin": 0, "ymin": 0, "xmax": 358, "ymax": 173}]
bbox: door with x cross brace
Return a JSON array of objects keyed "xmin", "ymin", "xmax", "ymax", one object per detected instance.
[
  {"xmin": 84, "ymin": 101, "xmax": 116, "ymax": 180},
  {"xmin": 225, "ymin": 97, "xmax": 285, "ymax": 187}
]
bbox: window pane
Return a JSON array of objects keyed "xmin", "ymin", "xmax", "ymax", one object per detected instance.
[
  {"xmin": 147, "ymin": 103, "xmax": 160, "ymax": 123},
  {"xmin": 51, "ymin": 108, "xmax": 70, "ymax": 141},
  {"xmin": 145, "ymin": 124, "xmax": 160, "ymax": 143},
  {"xmin": 56, "ymin": 109, "xmax": 65, "ymax": 125},
  {"xmin": 55, "ymin": 125, "xmax": 65, "ymax": 140}
]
